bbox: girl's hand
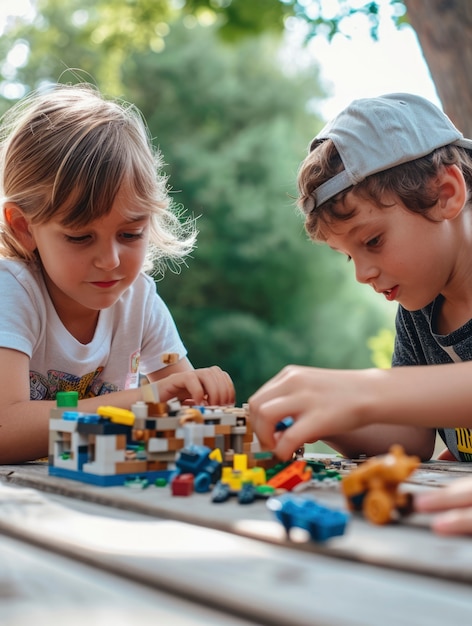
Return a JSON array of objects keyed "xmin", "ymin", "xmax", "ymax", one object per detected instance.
[
  {"xmin": 415, "ymin": 477, "xmax": 472, "ymax": 535},
  {"xmin": 157, "ymin": 366, "xmax": 235, "ymax": 406}
]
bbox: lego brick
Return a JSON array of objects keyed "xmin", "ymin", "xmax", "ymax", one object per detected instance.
[
  {"xmin": 50, "ymin": 418, "xmax": 78, "ymax": 433},
  {"xmin": 146, "ymin": 402, "xmax": 169, "ymax": 416},
  {"xmin": 115, "ymin": 461, "xmax": 148, "ymax": 474},
  {"xmin": 145, "ymin": 451, "xmax": 177, "ymax": 462},
  {"xmin": 77, "ymin": 422, "xmax": 131, "ymax": 436},
  {"xmin": 48, "ymin": 466, "xmax": 172, "ymax": 486},
  {"xmin": 230, "ymin": 426, "xmax": 247, "ymax": 435},
  {"xmin": 214, "ymin": 425, "xmax": 232, "ymax": 435},
  {"xmin": 171, "ymin": 473, "xmax": 194, "ymax": 496},
  {"xmin": 148, "ymin": 438, "xmax": 169, "ymax": 453},
  {"xmin": 130, "ymin": 400, "xmax": 148, "ymax": 418},
  {"xmin": 203, "ymin": 437, "xmax": 217, "ymax": 449},
  {"xmin": 153, "ymin": 416, "xmax": 180, "ymax": 430}
]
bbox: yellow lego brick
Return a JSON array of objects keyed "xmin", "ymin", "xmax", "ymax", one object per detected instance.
[
  {"xmin": 233, "ymin": 453, "xmax": 248, "ymax": 472},
  {"xmin": 97, "ymin": 406, "xmax": 135, "ymax": 426}
]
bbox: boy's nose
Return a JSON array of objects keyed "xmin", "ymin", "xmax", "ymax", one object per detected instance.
[{"xmin": 355, "ymin": 261, "xmax": 379, "ymax": 285}]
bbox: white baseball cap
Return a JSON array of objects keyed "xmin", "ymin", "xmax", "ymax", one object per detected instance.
[{"xmin": 311, "ymin": 93, "xmax": 472, "ymax": 208}]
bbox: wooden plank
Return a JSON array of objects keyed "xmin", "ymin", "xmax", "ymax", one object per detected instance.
[
  {"xmin": 0, "ymin": 530, "xmax": 256, "ymax": 626},
  {"xmin": 1, "ymin": 482, "xmax": 472, "ymax": 626},
  {"xmin": 1, "ymin": 461, "xmax": 472, "ymax": 585}
]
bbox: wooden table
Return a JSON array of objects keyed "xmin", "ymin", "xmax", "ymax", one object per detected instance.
[{"xmin": 1, "ymin": 459, "xmax": 472, "ymax": 626}]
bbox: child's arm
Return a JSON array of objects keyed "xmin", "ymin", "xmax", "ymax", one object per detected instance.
[
  {"xmin": 248, "ymin": 363, "xmax": 472, "ymax": 461},
  {"xmin": 0, "ymin": 348, "xmax": 234, "ymax": 464},
  {"xmin": 415, "ymin": 479, "xmax": 472, "ymax": 535}
]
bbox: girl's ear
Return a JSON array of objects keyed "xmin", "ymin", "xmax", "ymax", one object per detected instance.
[
  {"xmin": 3, "ymin": 203, "xmax": 36, "ymax": 251},
  {"xmin": 437, "ymin": 164, "xmax": 467, "ymax": 220}
]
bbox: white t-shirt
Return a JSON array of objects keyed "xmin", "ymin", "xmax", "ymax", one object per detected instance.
[{"xmin": 0, "ymin": 259, "xmax": 187, "ymax": 400}]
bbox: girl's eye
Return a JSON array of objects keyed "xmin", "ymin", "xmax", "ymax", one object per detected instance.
[
  {"xmin": 121, "ymin": 231, "xmax": 144, "ymax": 241},
  {"xmin": 65, "ymin": 234, "xmax": 90, "ymax": 244}
]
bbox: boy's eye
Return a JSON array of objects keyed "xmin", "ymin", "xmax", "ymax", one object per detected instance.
[{"xmin": 366, "ymin": 236, "xmax": 381, "ymax": 248}]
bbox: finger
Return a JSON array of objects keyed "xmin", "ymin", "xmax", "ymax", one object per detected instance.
[
  {"xmin": 250, "ymin": 392, "xmax": 317, "ymax": 456},
  {"xmin": 175, "ymin": 371, "xmax": 206, "ymax": 403},
  {"xmin": 249, "ymin": 366, "xmax": 299, "ymax": 411},
  {"xmin": 415, "ymin": 478, "xmax": 472, "ymax": 512},
  {"xmin": 193, "ymin": 367, "xmax": 235, "ymax": 406},
  {"xmin": 248, "ymin": 396, "xmax": 292, "ymax": 451},
  {"xmin": 220, "ymin": 370, "xmax": 236, "ymax": 405},
  {"xmin": 430, "ymin": 508, "xmax": 472, "ymax": 536},
  {"xmin": 273, "ymin": 415, "xmax": 319, "ymax": 461},
  {"xmin": 206, "ymin": 367, "xmax": 234, "ymax": 405}
]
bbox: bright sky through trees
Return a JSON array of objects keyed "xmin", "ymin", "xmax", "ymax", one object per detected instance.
[{"xmin": 0, "ymin": 0, "xmax": 439, "ymax": 120}]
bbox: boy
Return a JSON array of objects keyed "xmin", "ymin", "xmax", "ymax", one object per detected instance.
[
  {"xmin": 249, "ymin": 93, "xmax": 472, "ymax": 533},
  {"xmin": 250, "ymin": 94, "xmax": 472, "ymax": 461}
]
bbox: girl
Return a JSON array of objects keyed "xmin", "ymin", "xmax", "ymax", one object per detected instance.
[{"xmin": 0, "ymin": 83, "xmax": 234, "ymax": 464}]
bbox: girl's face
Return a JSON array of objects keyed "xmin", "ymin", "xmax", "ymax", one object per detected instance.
[
  {"xmin": 28, "ymin": 185, "xmax": 150, "ymax": 322},
  {"xmin": 324, "ymin": 192, "xmax": 458, "ymax": 312}
]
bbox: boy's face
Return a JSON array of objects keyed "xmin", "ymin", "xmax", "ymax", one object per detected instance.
[
  {"xmin": 27, "ymin": 185, "xmax": 150, "ymax": 322},
  {"xmin": 324, "ymin": 192, "xmax": 455, "ymax": 311}
]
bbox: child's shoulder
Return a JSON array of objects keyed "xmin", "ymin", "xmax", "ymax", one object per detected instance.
[
  {"xmin": 0, "ymin": 259, "xmax": 44, "ymax": 310},
  {"xmin": 129, "ymin": 271, "xmax": 161, "ymax": 296},
  {"xmin": 0, "ymin": 258, "xmax": 40, "ymax": 283}
]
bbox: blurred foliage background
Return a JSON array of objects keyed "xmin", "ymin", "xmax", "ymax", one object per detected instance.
[{"xmin": 0, "ymin": 0, "xmax": 396, "ymax": 403}]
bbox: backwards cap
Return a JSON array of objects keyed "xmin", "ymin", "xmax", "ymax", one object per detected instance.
[{"xmin": 311, "ymin": 93, "xmax": 472, "ymax": 208}]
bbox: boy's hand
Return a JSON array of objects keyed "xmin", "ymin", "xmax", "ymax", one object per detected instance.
[
  {"xmin": 415, "ymin": 477, "xmax": 472, "ymax": 535},
  {"xmin": 157, "ymin": 366, "xmax": 235, "ymax": 406},
  {"xmin": 248, "ymin": 365, "xmax": 365, "ymax": 460}
]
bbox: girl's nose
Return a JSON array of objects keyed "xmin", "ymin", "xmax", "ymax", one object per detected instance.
[{"xmin": 94, "ymin": 242, "xmax": 120, "ymax": 270}]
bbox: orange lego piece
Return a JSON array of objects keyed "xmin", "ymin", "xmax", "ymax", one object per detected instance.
[
  {"xmin": 267, "ymin": 460, "xmax": 312, "ymax": 490},
  {"xmin": 341, "ymin": 444, "xmax": 420, "ymax": 525}
]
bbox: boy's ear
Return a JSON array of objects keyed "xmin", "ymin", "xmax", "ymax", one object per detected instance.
[
  {"xmin": 437, "ymin": 164, "xmax": 467, "ymax": 220},
  {"xmin": 3, "ymin": 203, "xmax": 36, "ymax": 251}
]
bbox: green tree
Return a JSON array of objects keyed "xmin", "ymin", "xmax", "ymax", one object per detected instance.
[
  {"xmin": 123, "ymin": 22, "xmax": 393, "ymax": 400},
  {"xmin": 3, "ymin": 1, "xmax": 471, "ymax": 132}
]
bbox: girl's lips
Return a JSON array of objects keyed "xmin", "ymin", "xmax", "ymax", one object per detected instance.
[
  {"xmin": 384, "ymin": 285, "xmax": 399, "ymax": 301},
  {"xmin": 91, "ymin": 280, "xmax": 119, "ymax": 288}
]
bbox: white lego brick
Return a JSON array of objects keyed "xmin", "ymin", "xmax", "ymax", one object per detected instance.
[
  {"xmin": 49, "ymin": 418, "xmax": 78, "ymax": 433},
  {"xmin": 94, "ymin": 435, "xmax": 126, "ymax": 462},
  {"xmin": 131, "ymin": 401, "xmax": 148, "ymax": 418},
  {"xmin": 153, "ymin": 416, "xmax": 180, "ymax": 430},
  {"xmin": 230, "ymin": 426, "xmax": 247, "ymax": 435},
  {"xmin": 175, "ymin": 424, "xmax": 206, "ymax": 447},
  {"xmin": 147, "ymin": 437, "xmax": 169, "ymax": 453}
]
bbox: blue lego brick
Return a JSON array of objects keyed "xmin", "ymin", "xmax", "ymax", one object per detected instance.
[
  {"xmin": 48, "ymin": 466, "xmax": 172, "ymax": 486},
  {"xmin": 267, "ymin": 493, "xmax": 350, "ymax": 542},
  {"xmin": 175, "ymin": 444, "xmax": 222, "ymax": 490},
  {"xmin": 62, "ymin": 411, "xmax": 100, "ymax": 423}
]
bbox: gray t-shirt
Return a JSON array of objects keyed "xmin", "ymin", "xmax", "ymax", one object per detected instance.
[{"xmin": 392, "ymin": 296, "xmax": 472, "ymax": 461}]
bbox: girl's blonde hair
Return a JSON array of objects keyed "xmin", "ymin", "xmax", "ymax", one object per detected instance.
[
  {"xmin": 0, "ymin": 83, "xmax": 196, "ymax": 274},
  {"xmin": 297, "ymin": 139, "xmax": 472, "ymax": 241}
]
